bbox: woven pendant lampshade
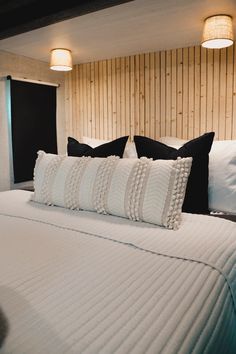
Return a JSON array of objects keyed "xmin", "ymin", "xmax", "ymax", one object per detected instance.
[
  {"xmin": 50, "ymin": 48, "xmax": 72, "ymax": 71},
  {"xmin": 202, "ymin": 15, "xmax": 234, "ymax": 49}
]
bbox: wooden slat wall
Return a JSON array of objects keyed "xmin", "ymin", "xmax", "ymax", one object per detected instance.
[{"xmin": 65, "ymin": 44, "xmax": 236, "ymax": 141}]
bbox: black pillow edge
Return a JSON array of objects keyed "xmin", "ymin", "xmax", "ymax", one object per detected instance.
[{"xmin": 67, "ymin": 135, "xmax": 129, "ymax": 158}]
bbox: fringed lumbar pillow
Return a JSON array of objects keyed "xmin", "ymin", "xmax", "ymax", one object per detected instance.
[{"xmin": 32, "ymin": 151, "xmax": 192, "ymax": 229}]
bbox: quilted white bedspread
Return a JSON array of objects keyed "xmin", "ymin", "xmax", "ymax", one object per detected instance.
[{"xmin": 0, "ymin": 190, "xmax": 236, "ymax": 354}]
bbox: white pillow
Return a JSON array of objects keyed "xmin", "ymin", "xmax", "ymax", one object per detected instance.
[
  {"xmin": 32, "ymin": 151, "xmax": 192, "ymax": 230},
  {"xmin": 160, "ymin": 136, "xmax": 236, "ymax": 214},
  {"xmin": 159, "ymin": 136, "xmax": 184, "ymax": 148},
  {"xmin": 82, "ymin": 136, "xmax": 138, "ymax": 158}
]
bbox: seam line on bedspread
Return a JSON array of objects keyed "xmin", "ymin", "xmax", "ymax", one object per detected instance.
[{"xmin": 2, "ymin": 212, "xmax": 236, "ymax": 315}]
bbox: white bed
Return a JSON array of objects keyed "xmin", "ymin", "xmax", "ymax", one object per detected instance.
[{"xmin": 0, "ymin": 190, "xmax": 236, "ymax": 354}]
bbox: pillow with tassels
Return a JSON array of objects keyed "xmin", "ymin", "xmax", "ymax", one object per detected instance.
[{"xmin": 31, "ymin": 151, "xmax": 192, "ymax": 230}]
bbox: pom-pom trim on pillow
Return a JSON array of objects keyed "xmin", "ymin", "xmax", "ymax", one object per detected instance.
[{"xmin": 32, "ymin": 152, "xmax": 192, "ymax": 230}]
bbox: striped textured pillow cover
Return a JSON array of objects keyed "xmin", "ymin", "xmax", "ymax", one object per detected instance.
[{"xmin": 32, "ymin": 152, "xmax": 192, "ymax": 230}]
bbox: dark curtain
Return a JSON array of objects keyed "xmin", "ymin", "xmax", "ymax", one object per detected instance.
[{"xmin": 10, "ymin": 79, "xmax": 57, "ymax": 183}]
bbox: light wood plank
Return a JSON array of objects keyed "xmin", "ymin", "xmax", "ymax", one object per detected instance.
[
  {"xmin": 182, "ymin": 47, "xmax": 188, "ymax": 139},
  {"xmin": 155, "ymin": 52, "xmax": 161, "ymax": 138},
  {"xmin": 130, "ymin": 55, "xmax": 135, "ymax": 140},
  {"xmin": 111, "ymin": 58, "xmax": 117, "ymax": 139},
  {"xmin": 107, "ymin": 59, "xmax": 112, "ymax": 139},
  {"xmin": 177, "ymin": 48, "xmax": 183, "ymax": 138},
  {"xmin": 194, "ymin": 46, "xmax": 200, "ymax": 137},
  {"xmin": 171, "ymin": 49, "xmax": 177, "ymax": 137},
  {"xmin": 90, "ymin": 62, "xmax": 96, "ymax": 138},
  {"xmin": 125, "ymin": 56, "xmax": 130, "ymax": 137},
  {"xmin": 166, "ymin": 50, "xmax": 171, "ymax": 137},
  {"xmin": 150, "ymin": 52, "xmax": 155, "ymax": 139},
  {"xmin": 219, "ymin": 48, "xmax": 227, "ymax": 139},
  {"xmin": 86, "ymin": 63, "xmax": 92, "ymax": 138},
  {"xmin": 160, "ymin": 51, "xmax": 166, "ymax": 137},
  {"xmin": 206, "ymin": 49, "xmax": 213, "ymax": 133},
  {"xmin": 116, "ymin": 57, "xmax": 121, "ymax": 137},
  {"xmin": 102, "ymin": 60, "xmax": 108, "ymax": 139},
  {"xmin": 139, "ymin": 54, "xmax": 145, "ymax": 135},
  {"xmin": 188, "ymin": 47, "xmax": 194, "ymax": 139},
  {"xmin": 94, "ymin": 61, "xmax": 99, "ymax": 138},
  {"xmin": 233, "ymin": 43, "xmax": 236, "ymax": 139},
  {"xmin": 213, "ymin": 50, "xmax": 220, "ymax": 139},
  {"xmin": 200, "ymin": 46, "xmax": 207, "ymax": 135},
  {"xmin": 135, "ymin": 54, "xmax": 140, "ymax": 135},
  {"xmin": 225, "ymin": 46, "xmax": 233, "ymax": 139},
  {"xmin": 145, "ymin": 53, "xmax": 150, "ymax": 136}
]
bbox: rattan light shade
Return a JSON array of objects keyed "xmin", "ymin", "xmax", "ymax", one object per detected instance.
[
  {"xmin": 50, "ymin": 48, "xmax": 72, "ymax": 71},
  {"xmin": 202, "ymin": 15, "xmax": 234, "ymax": 49}
]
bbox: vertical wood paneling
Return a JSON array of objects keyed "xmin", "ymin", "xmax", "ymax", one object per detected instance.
[{"xmin": 65, "ymin": 44, "xmax": 236, "ymax": 141}]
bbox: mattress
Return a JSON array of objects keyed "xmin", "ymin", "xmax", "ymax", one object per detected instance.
[{"xmin": 0, "ymin": 190, "xmax": 236, "ymax": 354}]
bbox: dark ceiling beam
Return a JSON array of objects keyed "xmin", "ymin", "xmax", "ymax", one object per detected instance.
[{"xmin": 0, "ymin": 0, "xmax": 134, "ymax": 40}]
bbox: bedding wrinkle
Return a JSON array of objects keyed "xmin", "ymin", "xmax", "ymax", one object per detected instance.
[
  {"xmin": 104, "ymin": 263, "xmax": 205, "ymax": 354},
  {"xmin": 130, "ymin": 268, "xmax": 219, "ymax": 354},
  {"xmin": 173, "ymin": 278, "xmax": 228, "ymax": 354},
  {"xmin": 197, "ymin": 292, "xmax": 233, "ymax": 354},
  {"xmin": 81, "ymin": 261, "xmax": 186, "ymax": 353}
]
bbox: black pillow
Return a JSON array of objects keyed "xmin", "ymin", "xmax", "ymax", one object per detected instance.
[
  {"xmin": 134, "ymin": 132, "xmax": 215, "ymax": 214},
  {"xmin": 67, "ymin": 136, "xmax": 129, "ymax": 158}
]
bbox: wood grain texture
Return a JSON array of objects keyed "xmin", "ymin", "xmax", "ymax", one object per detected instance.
[{"xmin": 65, "ymin": 44, "xmax": 236, "ymax": 141}]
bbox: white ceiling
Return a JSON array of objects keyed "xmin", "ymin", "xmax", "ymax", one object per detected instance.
[{"xmin": 0, "ymin": 0, "xmax": 235, "ymax": 64}]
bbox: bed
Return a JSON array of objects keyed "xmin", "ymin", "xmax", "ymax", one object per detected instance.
[{"xmin": 0, "ymin": 189, "xmax": 236, "ymax": 354}]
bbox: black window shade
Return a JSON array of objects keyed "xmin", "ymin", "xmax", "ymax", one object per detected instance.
[{"xmin": 10, "ymin": 79, "xmax": 57, "ymax": 183}]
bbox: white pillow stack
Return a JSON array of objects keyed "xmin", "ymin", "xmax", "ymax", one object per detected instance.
[
  {"xmin": 159, "ymin": 136, "xmax": 236, "ymax": 214},
  {"xmin": 32, "ymin": 151, "xmax": 192, "ymax": 230}
]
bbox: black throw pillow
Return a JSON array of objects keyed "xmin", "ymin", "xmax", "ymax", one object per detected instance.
[
  {"xmin": 67, "ymin": 136, "xmax": 129, "ymax": 158},
  {"xmin": 134, "ymin": 132, "xmax": 215, "ymax": 214}
]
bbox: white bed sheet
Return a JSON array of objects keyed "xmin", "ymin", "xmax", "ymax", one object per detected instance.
[{"xmin": 0, "ymin": 190, "xmax": 236, "ymax": 354}]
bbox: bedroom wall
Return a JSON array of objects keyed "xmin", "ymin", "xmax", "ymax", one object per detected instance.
[
  {"xmin": 65, "ymin": 43, "xmax": 236, "ymax": 142},
  {"xmin": 0, "ymin": 50, "xmax": 66, "ymax": 191}
]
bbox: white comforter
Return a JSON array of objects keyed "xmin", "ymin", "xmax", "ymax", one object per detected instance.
[{"xmin": 0, "ymin": 190, "xmax": 236, "ymax": 354}]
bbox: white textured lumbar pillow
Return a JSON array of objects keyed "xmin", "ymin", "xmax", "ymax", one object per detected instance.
[{"xmin": 32, "ymin": 152, "xmax": 192, "ymax": 229}]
